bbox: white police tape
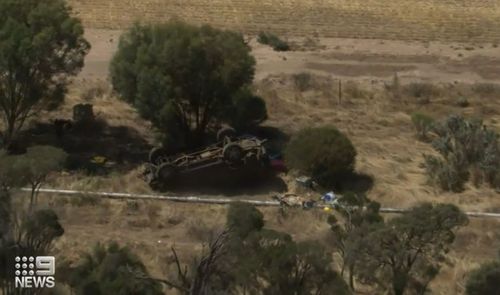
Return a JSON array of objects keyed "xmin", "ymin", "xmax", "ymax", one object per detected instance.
[{"xmin": 19, "ymin": 187, "xmax": 500, "ymax": 218}]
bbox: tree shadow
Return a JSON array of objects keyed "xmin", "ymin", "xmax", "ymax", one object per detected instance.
[
  {"xmin": 333, "ymin": 172, "xmax": 375, "ymax": 194},
  {"xmin": 248, "ymin": 125, "xmax": 290, "ymax": 155},
  {"xmin": 19, "ymin": 120, "xmax": 152, "ymax": 174},
  {"xmin": 156, "ymin": 164, "xmax": 288, "ymax": 196}
]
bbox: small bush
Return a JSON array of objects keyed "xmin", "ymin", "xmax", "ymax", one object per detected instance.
[
  {"xmin": 411, "ymin": 112, "xmax": 435, "ymax": 140},
  {"xmin": 81, "ymin": 81, "xmax": 109, "ymax": 101},
  {"xmin": 285, "ymin": 126, "xmax": 357, "ymax": 188},
  {"xmin": 456, "ymin": 97, "xmax": 470, "ymax": 108},
  {"xmin": 257, "ymin": 31, "xmax": 290, "ymax": 51},
  {"xmin": 293, "ymin": 72, "xmax": 312, "ymax": 91},
  {"xmin": 344, "ymin": 81, "xmax": 367, "ymax": 99},
  {"xmin": 226, "ymin": 202, "xmax": 264, "ymax": 239},
  {"xmin": 404, "ymin": 82, "xmax": 440, "ymax": 103},
  {"xmin": 466, "ymin": 261, "xmax": 500, "ymax": 295}
]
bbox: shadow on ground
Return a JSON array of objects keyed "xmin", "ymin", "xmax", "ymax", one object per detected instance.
[
  {"xmin": 334, "ymin": 172, "xmax": 374, "ymax": 194},
  {"xmin": 249, "ymin": 125, "xmax": 290, "ymax": 155},
  {"xmin": 155, "ymin": 165, "xmax": 288, "ymax": 196},
  {"xmin": 20, "ymin": 120, "xmax": 152, "ymax": 174}
]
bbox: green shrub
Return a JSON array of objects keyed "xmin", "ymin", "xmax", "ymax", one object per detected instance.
[
  {"xmin": 63, "ymin": 242, "xmax": 163, "ymax": 295},
  {"xmin": 466, "ymin": 261, "xmax": 500, "ymax": 295},
  {"xmin": 285, "ymin": 126, "xmax": 357, "ymax": 188},
  {"xmin": 411, "ymin": 112, "xmax": 435, "ymax": 140},
  {"xmin": 257, "ymin": 31, "xmax": 290, "ymax": 51},
  {"xmin": 424, "ymin": 154, "xmax": 469, "ymax": 192},
  {"xmin": 226, "ymin": 202, "xmax": 264, "ymax": 239},
  {"xmin": 456, "ymin": 97, "xmax": 470, "ymax": 108},
  {"xmin": 424, "ymin": 115, "xmax": 500, "ymax": 191}
]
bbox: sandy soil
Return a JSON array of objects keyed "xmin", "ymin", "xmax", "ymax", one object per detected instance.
[
  {"xmin": 81, "ymin": 29, "xmax": 500, "ymax": 84},
  {"xmin": 35, "ymin": 29, "xmax": 500, "ymax": 295}
]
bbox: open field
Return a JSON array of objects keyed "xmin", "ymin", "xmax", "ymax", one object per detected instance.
[
  {"xmin": 67, "ymin": 0, "xmax": 500, "ymax": 43},
  {"xmin": 13, "ymin": 28, "xmax": 500, "ymax": 294}
]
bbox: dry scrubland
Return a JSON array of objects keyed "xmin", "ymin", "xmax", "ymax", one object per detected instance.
[
  {"xmin": 68, "ymin": 0, "xmax": 500, "ymax": 42},
  {"xmin": 16, "ymin": 30, "xmax": 500, "ymax": 294},
  {"xmin": 1, "ymin": 1, "xmax": 500, "ymax": 294}
]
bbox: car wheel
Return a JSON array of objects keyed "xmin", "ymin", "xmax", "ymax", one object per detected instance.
[
  {"xmin": 223, "ymin": 143, "xmax": 244, "ymax": 165},
  {"xmin": 217, "ymin": 127, "xmax": 236, "ymax": 142}
]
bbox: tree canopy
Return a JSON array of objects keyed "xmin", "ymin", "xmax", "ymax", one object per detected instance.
[
  {"xmin": 0, "ymin": 0, "xmax": 90, "ymax": 145},
  {"xmin": 0, "ymin": 146, "xmax": 67, "ymax": 209},
  {"xmin": 285, "ymin": 126, "xmax": 357, "ymax": 188},
  {"xmin": 351, "ymin": 203, "xmax": 468, "ymax": 295},
  {"xmin": 110, "ymin": 21, "xmax": 266, "ymax": 148},
  {"xmin": 63, "ymin": 242, "xmax": 163, "ymax": 295}
]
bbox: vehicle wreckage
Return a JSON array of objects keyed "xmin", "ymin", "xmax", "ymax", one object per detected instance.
[{"xmin": 143, "ymin": 128, "xmax": 270, "ymax": 186}]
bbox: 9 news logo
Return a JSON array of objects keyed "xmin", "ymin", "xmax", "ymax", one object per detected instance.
[{"xmin": 14, "ymin": 256, "xmax": 55, "ymax": 289}]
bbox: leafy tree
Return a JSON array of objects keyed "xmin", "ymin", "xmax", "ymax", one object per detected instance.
[
  {"xmin": 466, "ymin": 261, "xmax": 500, "ymax": 295},
  {"xmin": 222, "ymin": 205, "xmax": 350, "ymax": 294},
  {"xmin": 145, "ymin": 205, "xmax": 350, "ymax": 295},
  {"xmin": 1, "ymin": 209, "xmax": 64, "ymax": 295},
  {"xmin": 110, "ymin": 21, "xmax": 261, "ymax": 147},
  {"xmin": 152, "ymin": 229, "xmax": 232, "ymax": 295},
  {"xmin": 355, "ymin": 203, "xmax": 468, "ymax": 295},
  {"xmin": 244, "ymin": 230, "xmax": 350, "ymax": 295},
  {"xmin": 327, "ymin": 193, "xmax": 383, "ymax": 289},
  {"xmin": 285, "ymin": 126, "xmax": 357, "ymax": 188},
  {"xmin": 63, "ymin": 242, "xmax": 163, "ymax": 295},
  {"xmin": 0, "ymin": 150, "xmax": 66, "ymax": 294},
  {"xmin": 0, "ymin": 146, "xmax": 67, "ymax": 210},
  {"xmin": 226, "ymin": 88, "xmax": 267, "ymax": 130},
  {"xmin": 0, "ymin": 0, "xmax": 90, "ymax": 146},
  {"xmin": 226, "ymin": 202, "xmax": 264, "ymax": 239}
]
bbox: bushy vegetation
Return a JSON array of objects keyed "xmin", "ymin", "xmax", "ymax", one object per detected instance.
[
  {"xmin": 182, "ymin": 203, "xmax": 350, "ymax": 294},
  {"xmin": 226, "ymin": 88, "xmax": 268, "ymax": 130},
  {"xmin": 411, "ymin": 112, "xmax": 435, "ymax": 140},
  {"xmin": 0, "ymin": 182, "xmax": 65, "ymax": 294},
  {"xmin": 424, "ymin": 115, "xmax": 500, "ymax": 192},
  {"xmin": 226, "ymin": 202, "xmax": 264, "ymax": 239},
  {"xmin": 329, "ymin": 199, "xmax": 468, "ymax": 294},
  {"xmin": 61, "ymin": 242, "xmax": 163, "ymax": 295},
  {"xmin": 0, "ymin": 0, "xmax": 90, "ymax": 146},
  {"xmin": 403, "ymin": 82, "xmax": 441, "ymax": 101},
  {"xmin": 466, "ymin": 259, "xmax": 500, "ymax": 295},
  {"xmin": 471, "ymin": 82, "xmax": 500, "ymax": 98},
  {"xmin": 257, "ymin": 31, "xmax": 290, "ymax": 51},
  {"xmin": 0, "ymin": 146, "xmax": 67, "ymax": 209},
  {"xmin": 110, "ymin": 21, "xmax": 266, "ymax": 148},
  {"xmin": 285, "ymin": 126, "xmax": 357, "ymax": 188}
]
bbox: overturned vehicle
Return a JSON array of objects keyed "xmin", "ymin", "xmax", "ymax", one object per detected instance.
[{"xmin": 143, "ymin": 129, "xmax": 270, "ymax": 186}]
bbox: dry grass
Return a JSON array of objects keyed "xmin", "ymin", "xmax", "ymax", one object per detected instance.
[
  {"xmin": 14, "ymin": 42, "xmax": 499, "ymax": 295},
  {"xmin": 69, "ymin": 0, "xmax": 500, "ymax": 43}
]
